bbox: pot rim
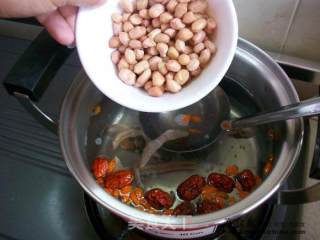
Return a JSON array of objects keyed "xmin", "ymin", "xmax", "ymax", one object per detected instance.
[{"xmin": 59, "ymin": 38, "xmax": 304, "ymax": 229}]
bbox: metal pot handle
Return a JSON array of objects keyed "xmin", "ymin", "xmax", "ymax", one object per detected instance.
[
  {"xmin": 278, "ymin": 119, "xmax": 320, "ymax": 204},
  {"xmin": 3, "ymin": 30, "xmax": 73, "ymax": 133}
]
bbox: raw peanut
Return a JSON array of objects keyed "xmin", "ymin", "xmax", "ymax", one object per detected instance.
[
  {"xmin": 119, "ymin": 68, "xmax": 136, "ymax": 85},
  {"xmin": 129, "ymin": 14, "xmax": 143, "ymax": 25},
  {"xmin": 123, "ymin": 21, "xmax": 134, "ymax": 32},
  {"xmin": 189, "ymin": 53, "xmax": 199, "ymax": 59},
  {"xmin": 194, "ymin": 42, "xmax": 205, "ymax": 53},
  {"xmin": 136, "ymin": 0, "xmax": 148, "ymax": 10},
  {"xmin": 144, "ymin": 81, "xmax": 153, "ymax": 90},
  {"xmin": 118, "ymin": 45, "xmax": 126, "ymax": 53},
  {"xmin": 129, "ymin": 40, "xmax": 142, "ymax": 49},
  {"xmin": 143, "ymin": 54, "xmax": 152, "ymax": 60},
  {"xmin": 199, "ymin": 48, "xmax": 211, "ymax": 66},
  {"xmin": 167, "ymin": 46, "xmax": 179, "ymax": 59},
  {"xmin": 157, "ymin": 43, "xmax": 169, "ymax": 57},
  {"xmin": 178, "ymin": 54, "xmax": 190, "ymax": 65},
  {"xmin": 129, "ymin": 26, "xmax": 147, "ymax": 39},
  {"xmin": 109, "ymin": 36, "xmax": 121, "ymax": 48},
  {"xmin": 165, "ymin": 72, "xmax": 174, "ymax": 81},
  {"xmin": 142, "ymin": 19, "xmax": 150, "ymax": 27},
  {"xmin": 187, "ymin": 58, "xmax": 200, "ymax": 71},
  {"xmin": 149, "ymin": 56, "xmax": 162, "ymax": 70},
  {"xmin": 152, "ymin": 71, "xmax": 165, "ymax": 86},
  {"xmin": 166, "ymin": 0, "xmax": 178, "ymax": 13},
  {"xmin": 160, "ymin": 12, "xmax": 173, "ymax": 23},
  {"xmin": 174, "ymin": 3, "xmax": 188, "ymax": 18},
  {"xmin": 192, "ymin": 30, "xmax": 206, "ymax": 45},
  {"xmin": 158, "ymin": 62, "xmax": 168, "ymax": 75},
  {"xmin": 139, "ymin": 9, "xmax": 150, "ymax": 19},
  {"xmin": 166, "ymin": 79, "xmax": 182, "ymax": 93},
  {"xmin": 146, "ymin": 25, "xmax": 153, "ymax": 33},
  {"xmin": 161, "ymin": 23, "xmax": 169, "ymax": 31},
  {"xmin": 204, "ymin": 40, "xmax": 216, "ymax": 53},
  {"xmin": 122, "ymin": 13, "xmax": 131, "ymax": 21},
  {"xmin": 119, "ymin": 32, "xmax": 130, "ymax": 46},
  {"xmin": 191, "ymin": 18, "xmax": 207, "ymax": 32},
  {"xmin": 177, "ymin": 28, "xmax": 194, "ymax": 41},
  {"xmin": 154, "ymin": 33, "xmax": 170, "ymax": 43},
  {"xmin": 134, "ymin": 60, "xmax": 150, "ymax": 74},
  {"xmin": 164, "ymin": 28, "xmax": 176, "ymax": 38},
  {"xmin": 147, "ymin": 46, "xmax": 158, "ymax": 56},
  {"xmin": 112, "ymin": 13, "xmax": 123, "ymax": 23},
  {"xmin": 118, "ymin": 58, "xmax": 129, "ymax": 70},
  {"xmin": 182, "ymin": 11, "xmax": 197, "ymax": 24},
  {"xmin": 188, "ymin": 0, "xmax": 207, "ymax": 13},
  {"xmin": 177, "ymin": 0, "xmax": 191, "ymax": 2},
  {"xmin": 175, "ymin": 39, "xmax": 186, "ymax": 52},
  {"xmin": 183, "ymin": 46, "xmax": 193, "ymax": 54},
  {"xmin": 140, "ymin": 35, "xmax": 147, "ymax": 42},
  {"xmin": 113, "ymin": 22, "xmax": 122, "ymax": 35},
  {"xmin": 149, "ymin": 4, "xmax": 165, "ymax": 18},
  {"xmin": 135, "ymin": 49, "xmax": 144, "ymax": 60},
  {"xmin": 125, "ymin": 48, "xmax": 137, "ymax": 64},
  {"xmin": 148, "ymin": 86, "xmax": 164, "ymax": 97},
  {"xmin": 206, "ymin": 18, "xmax": 217, "ymax": 33},
  {"xmin": 148, "ymin": 28, "xmax": 161, "ymax": 39},
  {"xmin": 152, "ymin": 18, "xmax": 161, "ymax": 28},
  {"xmin": 143, "ymin": 37, "xmax": 156, "ymax": 48},
  {"xmin": 191, "ymin": 67, "xmax": 201, "ymax": 77},
  {"xmin": 170, "ymin": 18, "xmax": 185, "ymax": 30},
  {"xmin": 174, "ymin": 69, "xmax": 189, "ymax": 85},
  {"xmin": 111, "ymin": 50, "xmax": 121, "ymax": 64},
  {"xmin": 136, "ymin": 69, "xmax": 152, "ymax": 87},
  {"xmin": 166, "ymin": 60, "xmax": 181, "ymax": 72},
  {"xmin": 129, "ymin": 64, "xmax": 134, "ymax": 71},
  {"xmin": 119, "ymin": 0, "xmax": 134, "ymax": 13}
]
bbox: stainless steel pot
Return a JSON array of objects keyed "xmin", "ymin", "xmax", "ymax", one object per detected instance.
[{"xmin": 4, "ymin": 31, "xmax": 320, "ymax": 239}]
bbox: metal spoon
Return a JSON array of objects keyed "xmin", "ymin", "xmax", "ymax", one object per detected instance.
[
  {"xmin": 139, "ymin": 87, "xmax": 230, "ymax": 153},
  {"xmin": 221, "ymin": 97, "xmax": 320, "ymax": 130}
]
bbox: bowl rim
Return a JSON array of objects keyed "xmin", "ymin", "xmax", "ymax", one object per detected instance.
[{"xmin": 75, "ymin": 0, "xmax": 239, "ymax": 112}]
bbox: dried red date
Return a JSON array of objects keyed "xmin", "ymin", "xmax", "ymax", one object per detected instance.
[
  {"xmin": 173, "ymin": 202, "xmax": 195, "ymax": 216},
  {"xmin": 235, "ymin": 169, "xmax": 256, "ymax": 192},
  {"xmin": 197, "ymin": 200, "xmax": 221, "ymax": 214},
  {"xmin": 145, "ymin": 188, "xmax": 174, "ymax": 210},
  {"xmin": 92, "ymin": 157, "xmax": 110, "ymax": 179},
  {"xmin": 207, "ymin": 173, "xmax": 235, "ymax": 193},
  {"xmin": 177, "ymin": 175, "xmax": 206, "ymax": 201},
  {"xmin": 104, "ymin": 170, "xmax": 134, "ymax": 190}
]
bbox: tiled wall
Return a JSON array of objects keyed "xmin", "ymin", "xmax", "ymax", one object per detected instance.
[{"xmin": 234, "ymin": 0, "xmax": 320, "ymax": 63}]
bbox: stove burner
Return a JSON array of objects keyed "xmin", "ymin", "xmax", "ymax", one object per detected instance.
[{"xmin": 84, "ymin": 194, "xmax": 274, "ymax": 240}]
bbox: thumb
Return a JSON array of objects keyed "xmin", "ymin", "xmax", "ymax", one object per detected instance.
[{"xmin": 64, "ymin": 0, "xmax": 106, "ymax": 7}]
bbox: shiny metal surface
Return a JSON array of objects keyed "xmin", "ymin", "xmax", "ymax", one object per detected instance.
[
  {"xmin": 14, "ymin": 92, "xmax": 57, "ymax": 133},
  {"xmin": 140, "ymin": 87, "xmax": 230, "ymax": 152},
  {"xmin": 222, "ymin": 97, "xmax": 320, "ymax": 130},
  {"xmin": 58, "ymin": 38, "xmax": 304, "ymax": 229}
]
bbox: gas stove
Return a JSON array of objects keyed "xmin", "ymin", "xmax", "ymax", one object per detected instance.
[{"xmin": 0, "ymin": 30, "xmax": 319, "ymax": 240}]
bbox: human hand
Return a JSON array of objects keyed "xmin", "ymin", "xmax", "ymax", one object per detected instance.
[{"xmin": 0, "ymin": 0, "xmax": 105, "ymax": 45}]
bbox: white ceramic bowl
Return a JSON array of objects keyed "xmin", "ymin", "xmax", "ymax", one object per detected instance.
[{"xmin": 76, "ymin": 0, "xmax": 238, "ymax": 112}]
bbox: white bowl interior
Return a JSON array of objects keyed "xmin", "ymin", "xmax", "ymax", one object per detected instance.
[{"xmin": 76, "ymin": 0, "xmax": 238, "ymax": 112}]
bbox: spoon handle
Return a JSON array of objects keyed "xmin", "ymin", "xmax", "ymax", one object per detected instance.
[{"xmin": 223, "ymin": 97, "xmax": 320, "ymax": 129}]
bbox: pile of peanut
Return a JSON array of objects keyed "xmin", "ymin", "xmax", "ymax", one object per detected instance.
[{"xmin": 109, "ymin": 0, "xmax": 217, "ymax": 97}]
